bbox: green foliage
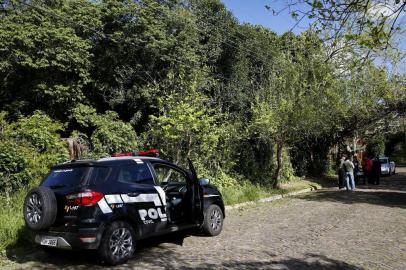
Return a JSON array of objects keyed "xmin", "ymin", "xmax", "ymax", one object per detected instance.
[
  {"xmin": 366, "ymin": 136, "xmax": 386, "ymax": 157},
  {"xmin": 0, "ymin": 112, "xmax": 68, "ymax": 194},
  {"xmin": 9, "ymin": 111, "xmax": 66, "ymax": 154},
  {"xmin": 221, "ymin": 182, "xmax": 266, "ymax": 206},
  {"xmin": 71, "ymin": 105, "xmax": 138, "ymax": 157},
  {"xmin": 0, "ymin": 141, "xmax": 31, "ymax": 193},
  {"xmin": 147, "ymin": 89, "xmax": 221, "ymax": 167},
  {"xmin": 0, "ymin": 187, "xmax": 32, "ymax": 251},
  {"xmin": 0, "ymin": 1, "xmax": 93, "ymax": 118},
  {"xmin": 385, "ymin": 132, "xmax": 406, "ymax": 164}
]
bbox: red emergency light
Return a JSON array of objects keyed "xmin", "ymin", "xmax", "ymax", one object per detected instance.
[
  {"xmin": 111, "ymin": 152, "xmax": 134, "ymax": 157},
  {"xmin": 137, "ymin": 149, "xmax": 160, "ymax": 156},
  {"xmin": 111, "ymin": 149, "xmax": 160, "ymax": 157}
]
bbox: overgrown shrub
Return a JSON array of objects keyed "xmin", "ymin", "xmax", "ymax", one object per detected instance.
[
  {"xmin": 0, "ymin": 141, "xmax": 31, "ymax": 194},
  {"xmin": 71, "ymin": 104, "xmax": 138, "ymax": 157},
  {"xmin": 0, "ymin": 112, "xmax": 69, "ymax": 195},
  {"xmin": 146, "ymin": 90, "xmax": 221, "ymax": 167},
  {"xmin": 9, "ymin": 111, "xmax": 66, "ymax": 153}
]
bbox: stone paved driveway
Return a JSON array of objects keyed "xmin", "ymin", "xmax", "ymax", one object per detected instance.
[{"xmin": 5, "ymin": 168, "xmax": 406, "ymax": 269}]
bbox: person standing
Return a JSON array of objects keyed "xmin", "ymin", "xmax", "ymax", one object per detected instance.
[
  {"xmin": 343, "ymin": 156, "xmax": 356, "ymax": 191},
  {"xmin": 353, "ymin": 154, "xmax": 360, "ymax": 184},
  {"xmin": 338, "ymin": 155, "xmax": 346, "ymax": 189},
  {"xmin": 372, "ymin": 156, "xmax": 381, "ymax": 185},
  {"xmin": 362, "ymin": 156, "xmax": 373, "ymax": 185}
]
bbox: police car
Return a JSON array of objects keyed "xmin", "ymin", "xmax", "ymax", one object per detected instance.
[{"xmin": 23, "ymin": 150, "xmax": 225, "ymax": 265}]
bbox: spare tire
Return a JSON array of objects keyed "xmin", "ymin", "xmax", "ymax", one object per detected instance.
[{"xmin": 23, "ymin": 187, "xmax": 57, "ymax": 231}]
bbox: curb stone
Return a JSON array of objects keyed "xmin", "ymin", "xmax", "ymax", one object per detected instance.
[{"xmin": 224, "ymin": 186, "xmax": 318, "ymax": 211}]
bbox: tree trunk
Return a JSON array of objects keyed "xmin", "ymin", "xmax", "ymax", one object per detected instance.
[{"xmin": 273, "ymin": 141, "xmax": 283, "ymax": 189}]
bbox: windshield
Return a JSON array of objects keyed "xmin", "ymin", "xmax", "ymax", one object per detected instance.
[{"xmin": 42, "ymin": 167, "xmax": 90, "ymax": 188}]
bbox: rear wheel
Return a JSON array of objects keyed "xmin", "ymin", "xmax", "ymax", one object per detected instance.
[
  {"xmin": 23, "ymin": 187, "xmax": 57, "ymax": 231},
  {"xmin": 98, "ymin": 221, "xmax": 135, "ymax": 265},
  {"xmin": 202, "ymin": 204, "xmax": 223, "ymax": 236}
]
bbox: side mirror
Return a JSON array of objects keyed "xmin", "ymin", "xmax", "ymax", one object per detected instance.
[{"xmin": 198, "ymin": 178, "xmax": 210, "ymax": 186}]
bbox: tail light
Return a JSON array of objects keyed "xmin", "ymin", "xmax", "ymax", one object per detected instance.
[{"xmin": 66, "ymin": 191, "xmax": 104, "ymax": 206}]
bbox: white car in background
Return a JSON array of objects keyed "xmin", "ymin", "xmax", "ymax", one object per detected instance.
[{"xmin": 380, "ymin": 157, "xmax": 396, "ymax": 175}]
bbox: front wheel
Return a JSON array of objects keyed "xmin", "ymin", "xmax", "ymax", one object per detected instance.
[
  {"xmin": 98, "ymin": 221, "xmax": 136, "ymax": 265},
  {"xmin": 202, "ymin": 204, "xmax": 223, "ymax": 236}
]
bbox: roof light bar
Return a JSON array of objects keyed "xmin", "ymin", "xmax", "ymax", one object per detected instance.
[
  {"xmin": 111, "ymin": 149, "xmax": 160, "ymax": 157},
  {"xmin": 137, "ymin": 149, "xmax": 160, "ymax": 156},
  {"xmin": 111, "ymin": 152, "xmax": 134, "ymax": 157}
]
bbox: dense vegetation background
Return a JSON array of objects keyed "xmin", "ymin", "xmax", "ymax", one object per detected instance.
[{"xmin": 0, "ymin": 0, "xmax": 405, "ymax": 250}]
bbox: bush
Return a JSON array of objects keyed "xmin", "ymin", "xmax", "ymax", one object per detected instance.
[
  {"xmin": 146, "ymin": 91, "xmax": 221, "ymax": 167},
  {"xmin": 10, "ymin": 111, "xmax": 66, "ymax": 153},
  {"xmin": 0, "ymin": 111, "xmax": 69, "ymax": 195},
  {"xmin": 71, "ymin": 105, "xmax": 138, "ymax": 157},
  {"xmin": 0, "ymin": 141, "xmax": 31, "ymax": 194},
  {"xmin": 92, "ymin": 111, "xmax": 138, "ymax": 156},
  {"xmin": 0, "ymin": 112, "xmax": 70, "ymax": 251}
]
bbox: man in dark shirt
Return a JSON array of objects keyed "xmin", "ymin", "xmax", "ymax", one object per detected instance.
[{"xmin": 372, "ymin": 157, "xmax": 381, "ymax": 185}]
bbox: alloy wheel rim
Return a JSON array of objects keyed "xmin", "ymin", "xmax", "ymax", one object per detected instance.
[
  {"xmin": 109, "ymin": 228, "xmax": 133, "ymax": 260},
  {"xmin": 210, "ymin": 209, "xmax": 222, "ymax": 231},
  {"xmin": 26, "ymin": 193, "xmax": 43, "ymax": 224}
]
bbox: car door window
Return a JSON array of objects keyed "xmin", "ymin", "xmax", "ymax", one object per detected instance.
[
  {"xmin": 153, "ymin": 164, "xmax": 187, "ymax": 185},
  {"xmin": 117, "ymin": 164, "xmax": 154, "ymax": 185},
  {"xmin": 89, "ymin": 167, "xmax": 111, "ymax": 185}
]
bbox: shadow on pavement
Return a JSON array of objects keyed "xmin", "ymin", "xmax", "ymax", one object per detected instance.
[
  {"xmin": 300, "ymin": 167, "xmax": 406, "ymax": 209},
  {"xmin": 7, "ymin": 247, "xmax": 363, "ymax": 270},
  {"xmin": 299, "ymin": 186, "xmax": 406, "ymax": 209},
  {"xmin": 185, "ymin": 253, "xmax": 363, "ymax": 270},
  {"xmin": 5, "ymin": 231, "xmax": 189, "ymax": 269}
]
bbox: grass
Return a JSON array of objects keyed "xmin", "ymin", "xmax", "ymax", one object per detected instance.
[
  {"xmin": 0, "ymin": 188, "xmax": 33, "ymax": 252},
  {"xmin": 220, "ymin": 177, "xmax": 325, "ymax": 206}
]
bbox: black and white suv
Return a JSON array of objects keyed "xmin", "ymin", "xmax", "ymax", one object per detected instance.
[{"xmin": 23, "ymin": 150, "xmax": 225, "ymax": 265}]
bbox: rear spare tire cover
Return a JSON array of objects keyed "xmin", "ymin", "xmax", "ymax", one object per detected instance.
[{"xmin": 23, "ymin": 187, "xmax": 57, "ymax": 231}]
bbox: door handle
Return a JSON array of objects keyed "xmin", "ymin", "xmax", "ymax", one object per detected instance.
[{"xmin": 127, "ymin": 192, "xmax": 140, "ymax": 197}]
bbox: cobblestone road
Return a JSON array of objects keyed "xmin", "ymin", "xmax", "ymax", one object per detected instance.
[{"xmin": 6, "ymin": 168, "xmax": 406, "ymax": 269}]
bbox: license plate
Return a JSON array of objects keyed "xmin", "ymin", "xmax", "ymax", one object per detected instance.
[{"xmin": 40, "ymin": 237, "xmax": 58, "ymax": 247}]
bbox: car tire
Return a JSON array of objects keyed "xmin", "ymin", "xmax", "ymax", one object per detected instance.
[
  {"xmin": 98, "ymin": 221, "xmax": 136, "ymax": 265},
  {"xmin": 202, "ymin": 204, "xmax": 223, "ymax": 236},
  {"xmin": 23, "ymin": 187, "xmax": 57, "ymax": 231}
]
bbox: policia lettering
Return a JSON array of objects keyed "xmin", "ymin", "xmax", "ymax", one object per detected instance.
[
  {"xmin": 97, "ymin": 186, "xmax": 168, "ymax": 224},
  {"xmin": 139, "ymin": 208, "xmax": 167, "ymax": 224}
]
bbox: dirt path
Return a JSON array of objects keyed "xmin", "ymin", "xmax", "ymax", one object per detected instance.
[{"xmin": 4, "ymin": 168, "xmax": 406, "ymax": 269}]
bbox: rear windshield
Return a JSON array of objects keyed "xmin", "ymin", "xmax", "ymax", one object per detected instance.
[{"xmin": 42, "ymin": 167, "xmax": 90, "ymax": 188}]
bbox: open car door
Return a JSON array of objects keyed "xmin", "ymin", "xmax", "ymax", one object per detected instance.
[{"xmin": 187, "ymin": 158, "xmax": 204, "ymax": 223}]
